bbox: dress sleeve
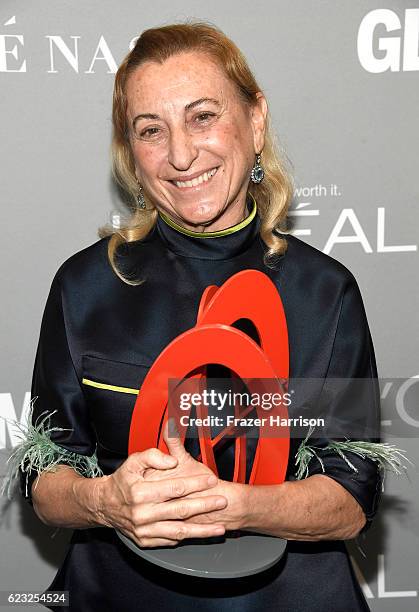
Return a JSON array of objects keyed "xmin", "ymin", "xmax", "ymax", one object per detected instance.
[
  {"xmin": 5, "ymin": 271, "xmax": 102, "ymax": 506},
  {"xmin": 298, "ymin": 275, "xmax": 382, "ymax": 533}
]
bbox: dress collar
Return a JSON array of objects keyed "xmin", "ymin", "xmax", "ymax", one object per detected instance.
[{"xmin": 155, "ymin": 194, "xmax": 260, "ymax": 260}]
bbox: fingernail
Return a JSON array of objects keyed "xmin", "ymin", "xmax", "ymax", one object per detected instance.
[
  {"xmin": 215, "ymin": 497, "xmax": 226, "ymax": 508},
  {"xmin": 214, "ymin": 526, "xmax": 225, "ymax": 535},
  {"xmin": 207, "ymin": 475, "xmax": 218, "ymax": 486},
  {"xmin": 168, "ymin": 417, "xmax": 179, "ymax": 436}
]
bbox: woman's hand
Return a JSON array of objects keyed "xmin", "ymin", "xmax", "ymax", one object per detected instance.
[
  {"xmin": 142, "ymin": 421, "xmax": 217, "ymax": 483},
  {"xmin": 94, "ymin": 443, "xmax": 227, "ymax": 548},
  {"xmin": 183, "ymin": 479, "xmax": 248, "ymax": 532},
  {"xmin": 143, "ymin": 422, "xmax": 249, "ymax": 532}
]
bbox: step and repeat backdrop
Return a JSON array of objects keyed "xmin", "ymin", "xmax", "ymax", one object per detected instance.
[{"xmin": 1, "ymin": 1, "xmax": 418, "ymax": 610}]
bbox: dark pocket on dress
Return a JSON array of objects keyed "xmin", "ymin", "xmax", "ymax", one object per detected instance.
[{"xmin": 81, "ymin": 354, "xmax": 151, "ymax": 454}]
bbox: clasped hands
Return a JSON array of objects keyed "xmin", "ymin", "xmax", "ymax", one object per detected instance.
[{"xmin": 96, "ymin": 421, "xmax": 248, "ymax": 548}]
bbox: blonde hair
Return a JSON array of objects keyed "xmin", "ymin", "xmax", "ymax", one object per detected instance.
[{"xmin": 99, "ymin": 21, "xmax": 294, "ymax": 285}]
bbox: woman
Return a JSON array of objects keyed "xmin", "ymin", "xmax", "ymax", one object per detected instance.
[{"xmin": 9, "ymin": 22, "xmax": 384, "ymax": 611}]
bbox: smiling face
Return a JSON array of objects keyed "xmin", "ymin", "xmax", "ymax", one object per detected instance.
[{"xmin": 125, "ymin": 51, "xmax": 267, "ymax": 232}]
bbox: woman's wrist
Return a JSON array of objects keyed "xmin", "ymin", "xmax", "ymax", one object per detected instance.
[
  {"xmin": 241, "ymin": 482, "xmax": 293, "ymax": 537},
  {"xmin": 240, "ymin": 483, "xmax": 276, "ymax": 532},
  {"xmin": 72, "ymin": 474, "xmax": 112, "ymax": 528}
]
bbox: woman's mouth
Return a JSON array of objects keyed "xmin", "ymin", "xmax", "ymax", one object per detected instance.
[{"xmin": 171, "ymin": 167, "xmax": 218, "ymax": 189}]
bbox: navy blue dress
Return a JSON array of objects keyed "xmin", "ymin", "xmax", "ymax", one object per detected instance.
[{"xmin": 20, "ymin": 197, "xmax": 381, "ymax": 611}]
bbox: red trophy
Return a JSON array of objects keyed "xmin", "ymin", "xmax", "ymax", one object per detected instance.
[{"xmin": 116, "ymin": 270, "xmax": 290, "ymax": 577}]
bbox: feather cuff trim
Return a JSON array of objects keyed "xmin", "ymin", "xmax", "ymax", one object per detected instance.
[
  {"xmin": 0, "ymin": 398, "xmax": 103, "ymax": 500},
  {"xmin": 295, "ymin": 425, "xmax": 413, "ymax": 490}
]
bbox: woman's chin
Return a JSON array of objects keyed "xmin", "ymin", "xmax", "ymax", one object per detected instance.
[{"xmin": 170, "ymin": 204, "xmax": 222, "ymax": 229}]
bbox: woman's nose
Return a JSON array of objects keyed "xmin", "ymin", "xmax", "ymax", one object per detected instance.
[{"xmin": 167, "ymin": 125, "xmax": 198, "ymax": 171}]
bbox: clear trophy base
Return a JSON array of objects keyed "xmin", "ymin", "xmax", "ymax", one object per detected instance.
[{"xmin": 116, "ymin": 529, "xmax": 287, "ymax": 578}]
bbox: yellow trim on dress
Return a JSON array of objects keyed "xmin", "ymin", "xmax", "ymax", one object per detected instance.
[
  {"xmin": 82, "ymin": 378, "xmax": 139, "ymax": 395},
  {"xmin": 158, "ymin": 193, "xmax": 257, "ymax": 238}
]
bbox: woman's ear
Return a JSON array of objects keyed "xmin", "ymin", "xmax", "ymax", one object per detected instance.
[{"xmin": 251, "ymin": 92, "xmax": 268, "ymax": 154}]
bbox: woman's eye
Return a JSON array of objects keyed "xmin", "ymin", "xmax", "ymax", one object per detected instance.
[
  {"xmin": 195, "ymin": 112, "xmax": 215, "ymax": 123},
  {"xmin": 139, "ymin": 127, "xmax": 161, "ymax": 139}
]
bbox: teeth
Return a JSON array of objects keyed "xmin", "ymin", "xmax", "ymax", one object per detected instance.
[{"xmin": 174, "ymin": 167, "xmax": 217, "ymax": 188}]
